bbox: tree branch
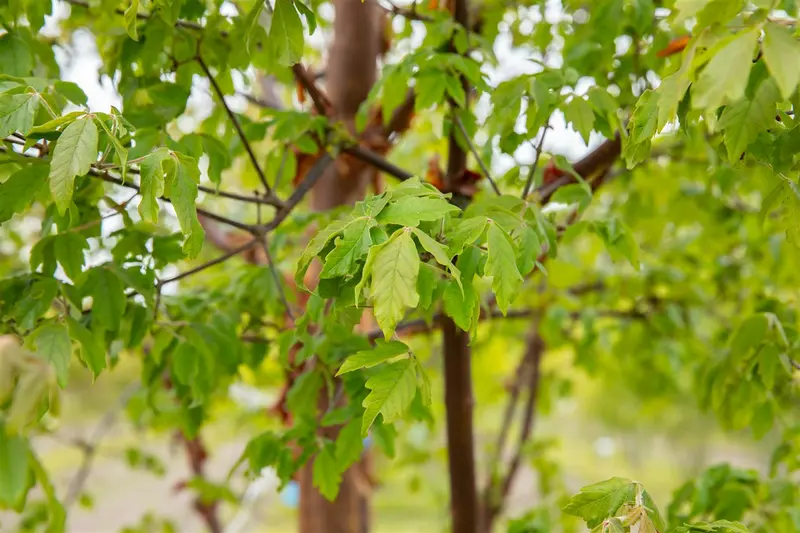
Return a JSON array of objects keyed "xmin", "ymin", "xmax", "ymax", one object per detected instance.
[
  {"xmin": 342, "ymin": 145, "xmax": 414, "ymax": 181},
  {"xmin": 482, "ymin": 331, "xmax": 544, "ymax": 531},
  {"xmin": 454, "ymin": 115, "xmax": 501, "ymax": 195},
  {"xmin": 443, "ymin": 0, "xmax": 480, "ymax": 531},
  {"xmin": 264, "ymin": 152, "xmax": 334, "ymax": 231},
  {"xmin": 535, "ymin": 134, "xmax": 622, "ymax": 204},
  {"xmin": 259, "ymin": 234, "xmax": 296, "ymax": 321},
  {"xmin": 157, "ymin": 237, "xmax": 258, "ymax": 287},
  {"xmin": 196, "ymin": 55, "xmax": 272, "ymax": 195},
  {"xmin": 292, "ymin": 63, "xmax": 330, "ymax": 116},
  {"xmin": 63, "ymin": 383, "xmax": 139, "ymax": 509},
  {"xmin": 0, "ymin": 146, "xmax": 263, "ymax": 236},
  {"xmin": 522, "ymin": 122, "xmax": 549, "ymax": 199}
]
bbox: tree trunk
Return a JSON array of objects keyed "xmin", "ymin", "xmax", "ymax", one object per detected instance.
[
  {"xmin": 442, "ymin": 0, "xmax": 481, "ymax": 530},
  {"xmin": 299, "ymin": 1, "xmax": 383, "ymax": 532}
]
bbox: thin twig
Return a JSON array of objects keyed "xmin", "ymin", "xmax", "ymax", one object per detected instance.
[
  {"xmin": 291, "ymin": 63, "xmax": 329, "ymax": 116},
  {"xmin": 522, "ymin": 123, "xmax": 549, "ymax": 199},
  {"xmin": 64, "ymin": 0, "xmax": 204, "ymax": 30},
  {"xmin": 98, "ymin": 157, "xmax": 283, "ymax": 207},
  {"xmin": 483, "ymin": 337, "xmax": 535, "ymax": 494},
  {"xmin": 196, "ymin": 183, "xmax": 284, "ymax": 208},
  {"xmin": 265, "ymin": 152, "xmax": 334, "ymax": 231},
  {"xmin": 64, "ymin": 383, "xmax": 139, "ymax": 509},
  {"xmin": 482, "ymin": 331, "xmax": 545, "ymax": 531},
  {"xmin": 497, "ymin": 334, "xmax": 544, "ymax": 515},
  {"xmin": 0, "ymin": 148, "xmax": 264, "ymax": 236},
  {"xmin": 196, "ymin": 55, "xmax": 272, "ymax": 196},
  {"xmin": 342, "ymin": 145, "xmax": 414, "ymax": 181},
  {"xmin": 157, "ymin": 237, "xmax": 258, "ymax": 287},
  {"xmin": 454, "ymin": 115, "xmax": 501, "ymax": 195},
  {"xmin": 259, "ymin": 234, "xmax": 295, "ymax": 321}
]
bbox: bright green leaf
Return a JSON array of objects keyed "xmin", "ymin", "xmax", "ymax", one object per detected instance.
[
  {"xmin": 361, "ymin": 358, "xmax": 417, "ymax": 436},
  {"xmin": 0, "ymin": 91, "xmax": 39, "ymax": 139},
  {"xmin": 562, "ymin": 477, "xmax": 636, "ymax": 528},
  {"xmin": 49, "ymin": 117, "xmax": 98, "ymax": 215},
  {"xmin": 762, "ymin": 22, "xmax": 800, "ymax": 99},
  {"xmin": 337, "ymin": 340, "xmax": 409, "ymax": 375},
  {"xmin": 486, "ymin": 223, "xmax": 523, "ymax": 314},
  {"xmin": 312, "ymin": 444, "xmax": 341, "ymax": 501},
  {"xmin": 31, "ymin": 322, "xmax": 71, "ymax": 388},
  {"xmin": 693, "ymin": 30, "xmax": 759, "ymax": 111},
  {"xmin": 370, "ymin": 230, "xmax": 420, "ymax": 339}
]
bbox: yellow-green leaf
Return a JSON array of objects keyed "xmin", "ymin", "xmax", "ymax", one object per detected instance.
[
  {"xmin": 370, "ymin": 229, "xmax": 420, "ymax": 338},
  {"xmin": 361, "ymin": 358, "xmax": 417, "ymax": 436},
  {"xmin": 49, "ymin": 117, "xmax": 98, "ymax": 215}
]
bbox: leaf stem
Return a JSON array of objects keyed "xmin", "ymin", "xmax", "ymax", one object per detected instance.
[{"xmin": 195, "ymin": 55, "xmax": 272, "ymax": 196}]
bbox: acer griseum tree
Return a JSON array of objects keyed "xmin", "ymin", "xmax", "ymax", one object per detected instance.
[{"xmin": 0, "ymin": 0, "xmax": 798, "ymax": 533}]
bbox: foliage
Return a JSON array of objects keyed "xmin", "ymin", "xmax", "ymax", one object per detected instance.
[{"xmin": 0, "ymin": 0, "xmax": 798, "ymax": 532}]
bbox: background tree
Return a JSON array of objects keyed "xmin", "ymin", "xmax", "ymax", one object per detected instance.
[{"xmin": 0, "ymin": 1, "xmax": 798, "ymax": 533}]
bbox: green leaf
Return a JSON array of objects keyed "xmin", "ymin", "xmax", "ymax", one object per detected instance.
[
  {"xmin": 172, "ymin": 342, "xmax": 197, "ymax": 386},
  {"xmin": 370, "ymin": 229, "xmax": 420, "ymax": 338},
  {"xmin": 378, "ymin": 196, "xmax": 460, "ymax": 227},
  {"xmin": 673, "ymin": 0, "xmax": 711, "ymax": 26},
  {"xmin": 28, "ymin": 449, "xmax": 66, "ymax": 533},
  {"xmin": 762, "ymin": 22, "xmax": 800, "ymax": 99},
  {"xmin": 94, "ymin": 116, "xmax": 129, "ymax": 182},
  {"xmin": 124, "ymin": 0, "xmax": 140, "ymax": 41},
  {"xmin": 85, "ymin": 267, "xmax": 126, "ymax": 332},
  {"xmin": 562, "ymin": 477, "xmax": 637, "ymax": 528},
  {"xmin": 138, "ymin": 147, "xmax": 169, "ymax": 223},
  {"xmin": 444, "ymin": 73, "xmax": 467, "ymax": 107},
  {"xmin": 66, "ymin": 316, "xmax": 106, "ymax": 377},
  {"xmin": 244, "ymin": 0, "xmax": 266, "ymax": 51},
  {"xmin": 718, "ymin": 79, "xmax": 780, "ymax": 161},
  {"xmin": 0, "ymin": 425, "xmax": 30, "ymax": 511},
  {"xmin": 515, "ymin": 225, "xmax": 541, "ymax": 276},
  {"xmin": 447, "ymin": 216, "xmax": 488, "ymax": 256},
  {"xmin": 312, "ymin": 444, "xmax": 341, "ymax": 501},
  {"xmin": 486, "ymin": 223, "xmax": 523, "ymax": 314},
  {"xmin": 271, "ymin": 0, "xmax": 305, "ymax": 66},
  {"xmin": 31, "ymin": 322, "xmax": 71, "ymax": 388},
  {"xmin": 7, "ymin": 364, "xmax": 51, "ymax": 433},
  {"xmin": 411, "ymin": 228, "xmax": 461, "ymax": 290},
  {"xmin": 287, "ymin": 370, "xmax": 323, "ymax": 417},
  {"xmin": 565, "ymin": 97, "xmax": 595, "ymax": 144},
  {"xmin": 164, "ymin": 152, "xmax": 204, "ymax": 258},
  {"xmin": 415, "ymin": 358, "xmax": 431, "ymax": 407},
  {"xmin": 0, "ymin": 164, "xmax": 48, "ymax": 223},
  {"xmin": 692, "ymin": 29, "xmax": 759, "ymax": 111},
  {"xmin": 415, "ymin": 73, "xmax": 448, "ymax": 110},
  {"xmin": 320, "ymin": 217, "xmax": 374, "ymax": 279},
  {"xmin": 49, "ymin": 117, "xmax": 98, "ymax": 215},
  {"xmin": 294, "ymin": 1, "xmax": 317, "ymax": 34},
  {"xmin": 0, "ymin": 91, "xmax": 39, "ymax": 139},
  {"xmin": 443, "ymin": 279, "xmax": 479, "ymax": 331},
  {"xmin": 730, "ymin": 314, "xmax": 769, "ymax": 359},
  {"xmin": 337, "ymin": 340, "xmax": 409, "ymax": 375},
  {"xmin": 296, "ymin": 219, "xmax": 349, "ymax": 288},
  {"xmin": 629, "ymin": 89, "xmax": 659, "ymax": 144},
  {"xmin": 361, "ymin": 358, "xmax": 417, "ymax": 436},
  {"xmin": 673, "ymin": 521, "xmax": 750, "ymax": 533},
  {"xmin": 641, "ymin": 488, "xmax": 666, "ymax": 531},
  {"xmin": 54, "ymin": 81, "xmax": 88, "ymax": 107},
  {"xmin": 28, "ymin": 111, "xmax": 83, "ymax": 136},
  {"xmin": 53, "ymin": 233, "xmax": 88, "ymax": 281},
  {"xmin": 334, "ymin": 419, "xmax": 363, "ymax": 471},
  {"xmin": 0, "ymin": 33, "xmax": 33, "ymax": 77}
]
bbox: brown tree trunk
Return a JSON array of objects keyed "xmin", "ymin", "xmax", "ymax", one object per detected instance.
[
  {"xmin": 443, "ymin": 0, "xmax": 481, "ymax": 531},
  {"xmin": 299, "ymin": 1, "xmax": 384, "ymax": 532}
]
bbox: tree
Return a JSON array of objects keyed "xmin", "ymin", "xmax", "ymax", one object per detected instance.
[{"xmin": 0, "ymin": 0, "xmax": 798, "ymax": 532}]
